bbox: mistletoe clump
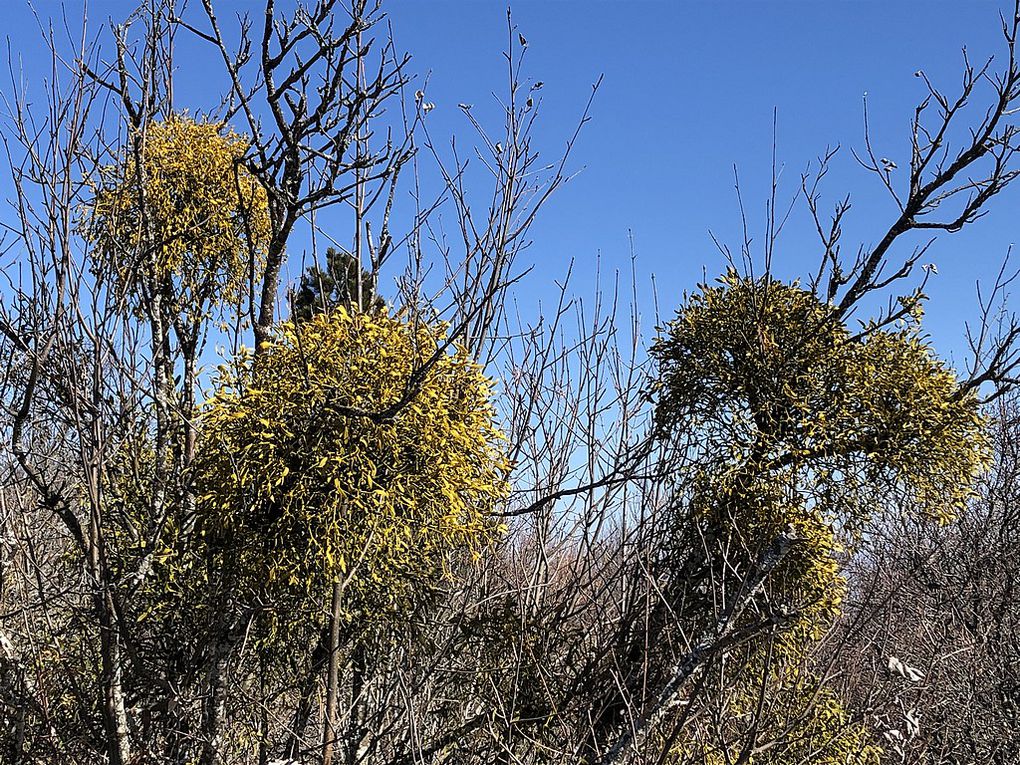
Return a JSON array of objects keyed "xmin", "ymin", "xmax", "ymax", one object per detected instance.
[
  {"xmin": 192, "ymin": 307, "xmax": 509, "ymax": 623},
  {"xmin": 650, "ymin": 273, "xmax": 989, "ymax": 763},
  {"xmin": 87, "ymin": 114, "xmax": 271, "ymax": 316}
]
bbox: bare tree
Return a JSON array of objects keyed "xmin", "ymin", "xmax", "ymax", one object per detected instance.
[{"xmin": 4, "ymin": 2, "xmax": 1020, "ymax": 765}]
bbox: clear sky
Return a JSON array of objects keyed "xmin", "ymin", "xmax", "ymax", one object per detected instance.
[{"xmin": 5, "ymin": 1, "xmax": 1019, "ymax": 364}]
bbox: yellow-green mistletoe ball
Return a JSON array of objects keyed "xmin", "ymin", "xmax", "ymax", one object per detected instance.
[
  {"xmin": 192, "ymin": 307, "xmax": 509, "ymax": 620},
  {"xmin": 87, "ymin": 115, "xmax": 270, "ymax": 315}
]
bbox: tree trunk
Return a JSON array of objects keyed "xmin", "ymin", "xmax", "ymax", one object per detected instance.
[
  {"xmin": 347, "ymin": 643, "xmax": 366, "ymax": 765},
  {"xmin": 322, "ymin": 580, "xmax": 343, "ymax": 765},
  {"xmin": 286, "ymin": 627, "xmax": 330, "ymax": 759},
  {"xmin": 199, "ymin": 640, "xmax": 230, "ymax": 765},
  {"xmin": 199, "ymin": 581, "xmax": 237, "ymax": 765},
  {"xmin": 98, "ymin": 585, "xmax": 131, "ymax": 765}
]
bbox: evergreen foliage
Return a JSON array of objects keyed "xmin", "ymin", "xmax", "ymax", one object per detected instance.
[
  {"xmin": 291, "ymin": 247, "xmax": 384, "ymax": 321},
  {"xmin": 86, "ymin": 115, "xmax": 271, "ymax": 317},
  {"xmin": 189, "ymin": 307, "xmax": 509, "ymax": 631},
  {"xmin": 650, "ymin": 272, "xmax": 990, "ymax": 763}
]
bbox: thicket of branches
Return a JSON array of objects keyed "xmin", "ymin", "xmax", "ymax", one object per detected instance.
[{"xmin": 1, "ymin": 2, "xmax": 1020, "ymax": 764}]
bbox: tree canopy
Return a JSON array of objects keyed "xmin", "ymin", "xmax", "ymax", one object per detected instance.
[{"xmin": 291, "ymin": 246, "xmax": 385, "ymax": 320}]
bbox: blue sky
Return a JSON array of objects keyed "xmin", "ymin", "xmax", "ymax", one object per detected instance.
[
  {"xmin": 5, "ymin": 1, "xmax": 1019, "ymax": 365},
  {"xmin": 384, "ymin": 1, "xmax": 1020, "ymax": 365}
]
